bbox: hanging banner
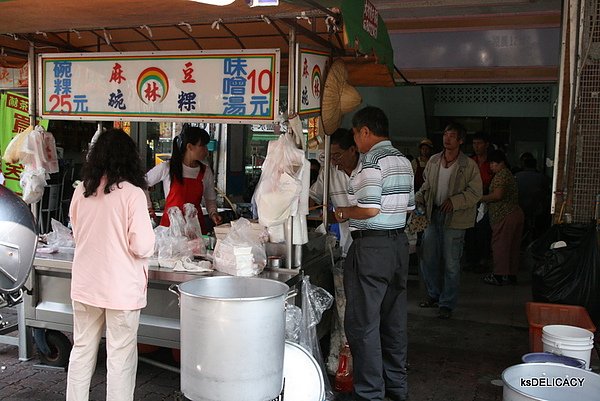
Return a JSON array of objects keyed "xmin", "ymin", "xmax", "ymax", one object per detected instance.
[
  {"xmin": 297, "ymin": 46, "xmax": 330, "ymax": 116},
  {"xmin": 341, "ymin": 0, "xmax": 394, "ymax": 71},
  {"xmin": 0, "ymin": 65, "xmax": 29, "ymax": 89},
  {"xmin": 38, "ymin": 49, "xmax": 280, "ymax": 124},
  {"xmin": 0, "ymin": 92, "xmax": 46, "ymax": 196}
]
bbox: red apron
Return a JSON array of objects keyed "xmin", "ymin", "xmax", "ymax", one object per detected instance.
[{"xmin": 160, "ymin": 165, "xmax": 208, "ymax": 234}]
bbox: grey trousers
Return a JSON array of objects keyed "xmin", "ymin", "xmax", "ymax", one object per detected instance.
[{"xmin": 344, "ymin": 231, "xmax": 409, "ymax": 401}]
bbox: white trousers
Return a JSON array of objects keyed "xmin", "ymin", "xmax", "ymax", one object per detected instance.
[{"xmin": 66, "ymin": 301, "xmax": 141, "ymax": 401}]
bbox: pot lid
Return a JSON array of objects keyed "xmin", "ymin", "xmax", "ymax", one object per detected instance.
[
  {"xmin": 282, "ymin": 341, "xmax": 324, "ymax": 401},
  {"xmin": 0, "ymin": 186, "xmax": 38, "ymax": 294}
]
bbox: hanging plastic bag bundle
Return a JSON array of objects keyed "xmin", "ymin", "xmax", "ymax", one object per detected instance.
[{"xmin": 253, "ymin": 134, "xmax": 305, "ymax": 228}]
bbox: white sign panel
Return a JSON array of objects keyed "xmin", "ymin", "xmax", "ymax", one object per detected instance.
[
  {"xmin": 38, "ymin": 50, "xmax": 280, "ymax": 124},
  {"xmin": 297, "ymin": 46, "xmax": 329, "ymax": 116}
]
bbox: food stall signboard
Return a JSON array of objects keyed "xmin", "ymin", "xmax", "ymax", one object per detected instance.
[
  {"xmin": 38, "ymin": 50, "xmax": 280, "ymax": 124},
  {"xmin": 297, "ymin": 46, "xmax": 329, "ymax": 116}
]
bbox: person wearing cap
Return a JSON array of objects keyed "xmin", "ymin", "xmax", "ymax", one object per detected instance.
[
  {"xmin": 145, "ymin": 126, "xmax": 222, "ymax": 233},
  {"xmin": 335, "ymin": 106, "xmax": 414, "ymax": 401},
  {"xmin": 411, "ymin": 138, "xmax": 434, "ymax": 192},
  {"xmin": 415, "ymin": 122, "xmax": 482, "ymax": 319}
]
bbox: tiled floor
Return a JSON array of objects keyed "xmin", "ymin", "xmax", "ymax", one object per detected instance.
[
  {"xmin": 407, "ymin": 265, "xmax": 532, "ymax": 328},
  {"xmin": 1, "ymin": 254, "xmax": 597, "ymax": 401}
]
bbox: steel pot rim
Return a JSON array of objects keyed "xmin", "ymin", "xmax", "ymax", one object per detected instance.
[{"xmin": 178, "ymin": 276, "xmax": 289, "ymax": 301}]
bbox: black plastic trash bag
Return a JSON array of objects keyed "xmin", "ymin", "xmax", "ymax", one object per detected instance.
[{"xmin": 527, "ymin": 223, "xmax": 600, "ymax": 327}]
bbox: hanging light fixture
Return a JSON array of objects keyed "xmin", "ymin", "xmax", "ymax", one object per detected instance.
[
  {"xmin": 187, "ymin": 0, "xmax": 236, "ymax": 5},
  {"xmin": 247, "ymin": 0, "xmax": 279, "ymax": 7}
]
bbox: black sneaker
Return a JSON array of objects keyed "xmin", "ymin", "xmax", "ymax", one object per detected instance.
[
  {"xmin": 438, "ymin": 307, "xmax": 452, "ymax": 319},
  {"xmin": 482, "ymin": 273, "xmax": 509, "ymax": 286},
  {"xmin": 419, "ymin": 297, "xmax": 439, "ymax": 308}
]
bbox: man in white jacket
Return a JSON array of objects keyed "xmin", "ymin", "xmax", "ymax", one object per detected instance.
[{"xmin": 309, "ymin": 128, "xmax": 359, "ymax": 256}]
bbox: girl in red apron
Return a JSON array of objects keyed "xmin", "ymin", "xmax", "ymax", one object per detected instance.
[{"xmin": 146, "ymin": 126, "xmax": 222, "ymax": 234}]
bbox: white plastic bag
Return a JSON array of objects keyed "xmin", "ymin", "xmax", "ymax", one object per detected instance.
[
  {"xmin": 20, "ymin": 166, "xmax": 47, "ymax": 204},
  {"xmin": 253, "ymin": 134, "xmax": 305, "ymax": 227},
  {"xmin": 213, "ymin": 217, "xmax": 267, "ymax": 276},
  {"xmin": 2, "ymin": 125, "xmax": 33, "ymax": 164},
  {"xmin": 183, "ymin": 203, "xmax": 206, "ymax": 256},
  {"xmin": 167, "ymin": 206, "xmax": 186, "ymax": 237},
  {"xmin": 299, "ymin": 275, "xmax": 335, "ymax": 401},
  {"xmin": 46, "ymin": 218, "xmax": 75, "ymax": 248},
  {"xmin": 154, "ymin": 221, "xmax": 192, "ymax": 262}
]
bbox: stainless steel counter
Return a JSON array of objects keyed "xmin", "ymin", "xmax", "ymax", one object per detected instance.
[{"xmin": 24, "ymin": 252, "xmax": 301, "ymax": 350}]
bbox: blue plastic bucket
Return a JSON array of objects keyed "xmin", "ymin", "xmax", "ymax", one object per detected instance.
[{"xmin": 521, "ymin": 352, "xmax": 586, "ymax": 369}]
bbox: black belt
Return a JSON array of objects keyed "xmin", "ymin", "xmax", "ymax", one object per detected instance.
[{"xmin": 351, "ymin": 228, "xmax": 404, "ymax": 240}]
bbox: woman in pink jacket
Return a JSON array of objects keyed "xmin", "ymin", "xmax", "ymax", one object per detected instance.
[{"xmin": 67, "ymin": 128, "xmax": 155, "ymax": 401}]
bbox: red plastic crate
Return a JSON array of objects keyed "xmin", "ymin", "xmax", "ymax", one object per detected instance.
[{"xmin": 526, "ymin": 302, "xmax": 596, "ymax": 352}]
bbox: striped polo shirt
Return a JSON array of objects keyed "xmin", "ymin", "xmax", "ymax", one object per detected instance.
[{"xmin": 347, "ymin": 140, "xmax": 414, "ymax": 230}]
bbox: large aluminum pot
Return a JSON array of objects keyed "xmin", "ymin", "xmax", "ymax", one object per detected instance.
[
  {"xmin": 174, "ymin": 276, "xmax": 289, "ymax": 401},
  {"xmin": 502, "ymin": 362, "xmax": 600, "ymax": 401}
]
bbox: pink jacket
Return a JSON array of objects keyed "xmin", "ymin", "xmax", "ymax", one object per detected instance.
[{"xmin": 69, "ymin": 180, "xmax": 155, "ymax": 310}]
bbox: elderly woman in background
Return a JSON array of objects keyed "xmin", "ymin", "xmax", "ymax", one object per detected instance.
[{"xmin": 481, "ymin": 149, "xmax": 524, "ymax": 286}]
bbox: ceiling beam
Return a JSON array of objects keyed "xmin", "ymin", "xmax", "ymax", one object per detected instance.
[
  {"xmin": 174, "ymin": 25, "xmax": 203, "ymax": 50},
  {"xmin": 133, "ymin": 27, "xmax": 160, "ymax": 51},
  {"xmin": 219, "ymin": 22, "xmax": 246, "ymax": 49},
  {"xmin": 90, "ymin": 31, "xmax": 120, "ymax": 52},
  {"xmin": 19, "ymin": 33, "xmax": 85, "ymax": 53},
  {"xmin": 279, "ymin": 18, "xmax": 342, "ymax": 55}
]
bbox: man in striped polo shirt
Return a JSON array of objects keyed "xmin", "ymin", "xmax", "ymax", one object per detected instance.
[{"xmin": 335, "ymin": 106, "xmax": 414, "ymax": 401}]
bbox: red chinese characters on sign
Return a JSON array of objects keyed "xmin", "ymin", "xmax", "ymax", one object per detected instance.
[
  {"xmin": 109, "ymin": 63, "xmax": 126, "ymax": 84},
  {"xmin": 12, "ymin": 113, "xmax": 29, "ymax": 134},
  {"xmin": 182, "ymin": 62, "xmax": 196, "ymax": 83},
  {"xmin": 6, "ymin": 93, "xmax": 29, "ymax": 112},
  {"xmin": 4, "ymin": 163, "xmax": 23, "ymax": 182},
  {"xmin": 362, "ymin": 0, "xmax": 379, "ymax": 39},
  {"xmin": 144, "ymin": 82, "xmax": 161, "ymax": 102}
]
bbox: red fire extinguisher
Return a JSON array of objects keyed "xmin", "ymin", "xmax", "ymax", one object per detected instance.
[{"xmin": 334, "ymin": 343, "xmax": 353, "ymax": 393}]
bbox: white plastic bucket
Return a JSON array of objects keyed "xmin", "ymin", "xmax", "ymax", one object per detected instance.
[
  {"xmin": 542, "ymin": 325, "xmax": 594, "ymax": 370},
  {"xmin": 502, "ymin": 362, "xmax": 600, "ymax": 401}
]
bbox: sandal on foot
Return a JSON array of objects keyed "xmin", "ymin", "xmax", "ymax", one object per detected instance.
[{"xmin": 419, "ymin": 298, "xmax": 439, "ymax": 308}]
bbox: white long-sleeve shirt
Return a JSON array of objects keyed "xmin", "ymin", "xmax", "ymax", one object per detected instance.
[{"xmin": 145, "ymin": 161, "xmax": 218, "ymax": 214}]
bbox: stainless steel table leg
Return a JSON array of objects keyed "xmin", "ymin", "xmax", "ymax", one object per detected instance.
[{"xmin": 17, "ymin": 302, "xmax": 33, "ymax": 361}]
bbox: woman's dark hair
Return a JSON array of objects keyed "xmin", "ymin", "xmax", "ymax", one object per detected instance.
[
  {"xmin": 352, "ymin": 106, "xmax": 389, "ymax": 138},
  {"xmin": 81, "ymin": 128, "xmax": 147, "ymax": 197},
  {"xmin": 488, "ymin": 149, "xmax": 508, "ymax": 164},
  {"xmin": 169, "ymin": 125, "xmax": 210, "ymax": 184}
]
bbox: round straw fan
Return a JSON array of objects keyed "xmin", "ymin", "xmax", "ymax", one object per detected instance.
[{"xmin": 321, "ymin": 60, "xmax": 362, "ymax": 135}]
